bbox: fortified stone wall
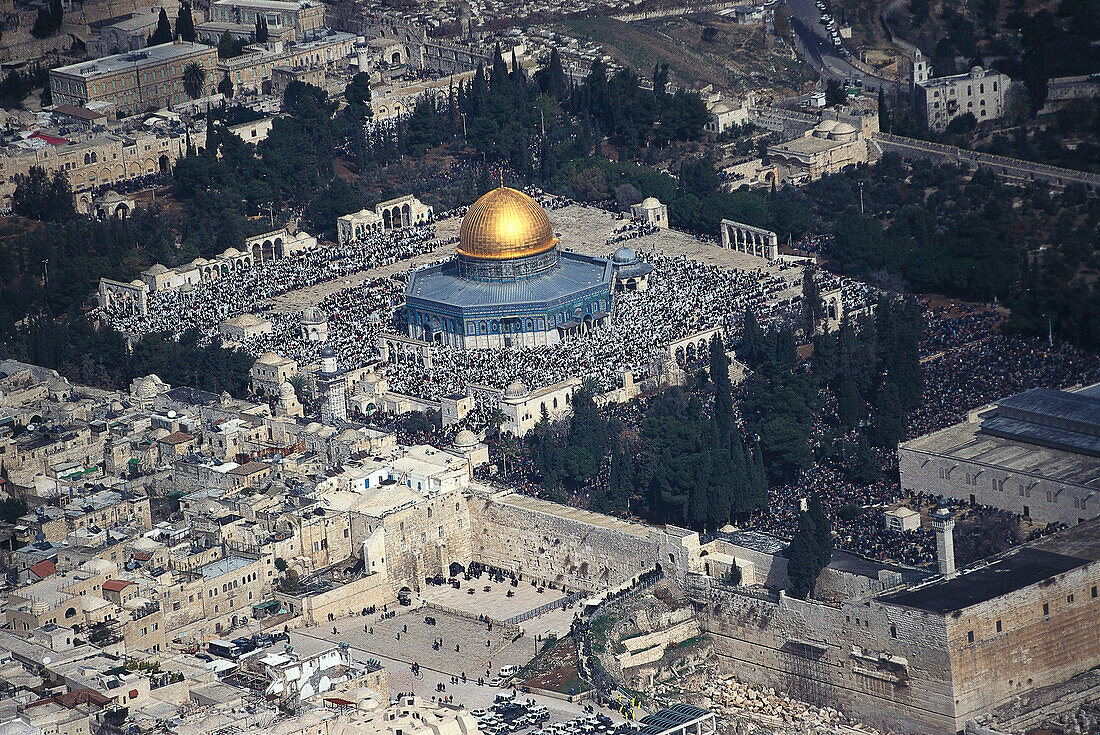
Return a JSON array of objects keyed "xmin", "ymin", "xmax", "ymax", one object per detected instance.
[
  {"xmin": 468, "ymin": 492, "xmax": 660, "ymax": 592},
  {"xmin": 348, "ymin": 489, "xmax": 473, "ymax": 592},
  {"xmin": 947, "ymin": 560, "xmax": 1100, "ymax": 726},
  {"xmin": 697, "ymin": 583, "xmax": 957, "ymax": 734}
]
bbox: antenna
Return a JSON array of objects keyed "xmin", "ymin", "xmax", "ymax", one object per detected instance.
[{"xmin": 499, "ymin": 169, "xmax": 503, "ymax": 188}]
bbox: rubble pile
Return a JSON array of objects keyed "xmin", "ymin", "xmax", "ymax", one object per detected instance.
[{"xmin": 691, "ymin": 673, "xmax": 883, "ymax": 735}]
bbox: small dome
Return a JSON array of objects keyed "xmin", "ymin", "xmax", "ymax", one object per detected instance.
[
  {"xmin": 612, "ymin": 246, "xmax": 638, "ymax": 265},
  {"xmin": 813, "ymin": 119, "xmax": 838, "ymax": 138},
  {"xmin": 321, "ymin": 344, "xmax": 335, "ymax": 359},
  {"xmin": 828, "ymin": 122, "xmax": 858, "ymax": 141},
  {"xmin": 146, "ymin": 263, "xmax": 168, "ymax": 275},
  {"xmin": 191, "ymin": 257, "xmax": 209, "ymax": 266},
  {"xmin": 221, "ymin": 247, "xmax": 241, "ymax": 258},
  {"xmin": 302, "ymin": 307, "xmax": 326, "ymax": 323},
  {"xmin": 453, "ymin": 429, "xmax": 478, "ymax": 449},
  {"xmin": 257, "ymin": 351, "xmax": 282, "ymax": 364},
  {"xmin": 278, "ymin": 382, "xmax": 296, "ymax": 398},
  {"xmin": 504, "ymin": 381, "xmax": 528, "ymax": 398},
  {"xmin": 640, "ymin": 197, "xmax": 661, "ymax": 209}
]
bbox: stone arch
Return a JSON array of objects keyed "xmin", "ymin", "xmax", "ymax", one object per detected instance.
[
  {"xmin": 274, "ymin": 237, "xmax": 284, "ymax": 258},
  {"xmin": 252, "ymin": 241, "xmax": 262, "ymax": 264},
  {"xmin": 65, "ymin": 607, "xmax": 77, "ymax": 618},
  {"xmin": 114, "ymin": 203, "xmax": 129, "ymax": 219},
  {"xmin": 382, "ymin": 209, "xmax": 392, "ymax": 229},
  {"xmin": 391, "ymin": 51, "xmax": 401, "ymax": 64},
  {"xmin": 262, "ymin": 239, "xmax": 275, "ymax": 262}
]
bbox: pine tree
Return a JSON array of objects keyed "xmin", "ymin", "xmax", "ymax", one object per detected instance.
[
  {"xmin": 490, "ymin": 43, "xmax": 508, "ymax": 89},
  {"xmin": 836, "ymin": 374, "xmax": 864, "ymax": 430},
  {"xmin": 176, "ymin": 1, "xmax": 196, "ymax": 41},
  {"xmin": 870, "ymin": 380, "xmax": 906, "ymax": 448},
  {"xmin": 540, "ymin": 47, "xmax": 567, "ymax": 100},
  {"xmin": 255, "ymin": 15, "xmax": 269, "ymax": 43}
]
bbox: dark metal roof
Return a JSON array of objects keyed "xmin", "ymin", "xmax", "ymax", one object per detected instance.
[
  {"xmin": 637, "ymin": 704, "xmax": 712, "ymax": 735},
  {"xmin": 406, "ymin": 251, "xmax": 613, "ymax": 312},
  {"xmin": 877, "ymin": 547, "xmax": 1088, "ymax": 613},
  {"xmin": 980, "ymin": 387, "xmax": 1100, "ymax": 457}
]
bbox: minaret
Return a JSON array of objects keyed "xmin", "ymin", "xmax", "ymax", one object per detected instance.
[
  {"xmin": 931, "ymin": 501, "xmax": 956, "ymax": 577},
  {"xmin": 315, "ymin": 344, "xmax": 347, "ymax": 424}
]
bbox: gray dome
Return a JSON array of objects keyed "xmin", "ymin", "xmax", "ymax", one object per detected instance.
[
  {"xmin": 453, "ymin": 429, "xmax": 478, "ymax": 448},
  {"xmin": 321, "ymin": 344, "xmax": 335, "ymax": 358},
  {"xmin": 504, "ymin": 381, "xmax": 528, "ymax": 398},
  {"xmin": 612, "ymin": 246, "xmax": 638, "ymax": 265}
]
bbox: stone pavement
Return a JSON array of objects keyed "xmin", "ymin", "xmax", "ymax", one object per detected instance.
[{"xmin": 267, "ymin": 204, "xmax": 788, "ymax": 315}]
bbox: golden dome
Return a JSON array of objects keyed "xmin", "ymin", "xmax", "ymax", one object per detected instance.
[{"xmin": 458, "ymin": 187, "xmax": 558, "ymax": 260}]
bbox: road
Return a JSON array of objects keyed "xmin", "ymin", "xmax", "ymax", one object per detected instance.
[{"xmin": 783, "ymin": 0, "xmax": 902, "ymax": 93}]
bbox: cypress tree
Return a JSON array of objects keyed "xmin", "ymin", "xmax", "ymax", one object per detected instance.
[
  {"xmin": 786, "ymin": 511, "xmax": 821, "ymax": 599},
  {"xmin": 148, "ymin": 8, "xmax": 173, "ymax": 45},
  {"xmin": 175, "ymin": 1, "xmax": 196, "ymax": 41},
  {"xmin": 807, "ymin": 494, "xmax": 833, "ymax": 567},
  {"xmin": 740, "ymin": 307, "xmax": 764, "ymax": 365},
  {"xmin": 877, "ymin": 87, "xmax": 890, "ymax": 133}
]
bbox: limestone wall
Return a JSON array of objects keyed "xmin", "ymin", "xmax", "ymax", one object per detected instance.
[
  {"xmin": 947, "ymin": 560, "xmax": 1100, "ymax": 726},
  {"xmin": 348, "ymin": 488, "xmax": 473, "ymax": 592},
  {"xmin": 469, "ymin": 492, "xmax": 660, "ymax": 592},
  {"xmin": 697, "ymin": 584, "xmax": 957, "ymax": 734}
]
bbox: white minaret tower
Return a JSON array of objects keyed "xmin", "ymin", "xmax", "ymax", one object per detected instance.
[
  {"xmin": 315, "ymin": 344, "xmax": 347, "ymax": 424},
  {"xmin": 931, "ymin": 501, "xmax": 956, "ymax": 577}
]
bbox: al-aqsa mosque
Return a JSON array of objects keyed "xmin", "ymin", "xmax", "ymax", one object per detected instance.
[{"xmin": 405, "ymin": 186, "xmax": 614, "ymax": 349}]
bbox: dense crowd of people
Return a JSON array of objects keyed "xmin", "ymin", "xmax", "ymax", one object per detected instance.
[{"xmin": 99, "ymin": 201, "xmax": 836, "ymax": 405}]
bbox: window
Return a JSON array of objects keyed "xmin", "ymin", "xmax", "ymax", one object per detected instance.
[
  {"xmin": 1067, "ymin": 594, "xmax": 1074, "ymax": 603},
  {"xmin": 995, "ymin": 620, "xmax": 1002, "ymax": 633},
  {"xmin": 890, "ymin": 625, "xmax": 896, "ymax": 638},
  {"xmin": 1042, "ymin": 603, "xmax": 1049, "ymax": 616},
  {"xmin": 967, "ymin": 631, "xmax": 974, "ymax": 643}
]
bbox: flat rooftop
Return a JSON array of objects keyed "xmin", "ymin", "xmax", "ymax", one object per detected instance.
[
  {"xmin": 769, "ymin": 135, "xmax": 844, "ymax": 156},
  {"xmin": 199, "ymin": 555, "xmax": 253, "ymax": 579},
  {"xmin": 53, "ymin": 42, "xmax": 214, "ymax": 79},
  {"xmin": 900, "ymin": 418, "xmax": 1100, "ymax": 490},
  {"xmin": 878, "ymin": 516, "xmax": 1100, "ymax": 613}
]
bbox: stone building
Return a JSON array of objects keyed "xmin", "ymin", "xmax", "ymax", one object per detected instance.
[
  {"xmin": 899, "ymin": 384, "xmax": 1100, "ymax": 526},
  {"xmin": 0, "ymin": 124, "xmax": 206, "ymax": 213},
  {"xmin": 689, "ymin": 516, "xmax": 1100, "ymax": 734},
  {"xmin": 631, "ymin": 197, "xmax": 668, "ymax": 228},
  {"xmin": 198, "ymin": 0, "xmax": 325, "ymax": 43},
  {"xmin": 219, "ymin": 313, "xmax": 273, "ymax": 342},
  {"xmin": 250, "ymin": 351, "xmax": 299, "ymax": 398},
  {"xmin": 914, "ymin": 65, "xmax": 1010, "ymax": 131},
  {"xmin": 763, "ymin": 118, "xmax": 872, "ymax": 184},
  {"xmin": 49, "ymin": 41, "xmax": 219, "ymax": 117}
]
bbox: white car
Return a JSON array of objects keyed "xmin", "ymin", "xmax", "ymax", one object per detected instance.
[{"xmin": 489, "ymin": 676, "xmax": 503, "ymax": 687}]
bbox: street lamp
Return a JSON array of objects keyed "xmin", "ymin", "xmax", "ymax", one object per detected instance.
[{"xmin": 858, "ymin": 181, "xmax": 864, "ymax": 214}]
